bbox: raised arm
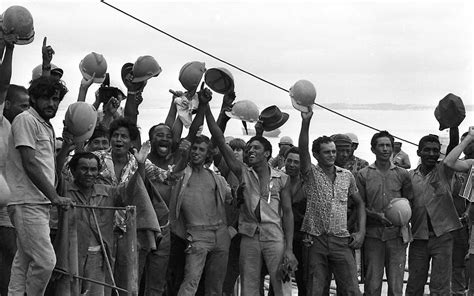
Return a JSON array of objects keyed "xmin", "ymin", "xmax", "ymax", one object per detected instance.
[
  {"xmin": 443, "ymin": 126, "xmax": 474, "ymax": 172},
  {"xmin": 204, "ymin": 102, "xmax": 242, "ymax": 179},
  {"xmin": 298, "ymin": 110, "xmax": 313, "ymax": 175},
  {"xmin": 0, "ymin": 35, "xmax": 15, "ymax": 119}
]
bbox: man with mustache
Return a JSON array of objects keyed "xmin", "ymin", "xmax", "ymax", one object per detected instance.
[{"xmin": 5, "ymin": 75, "xmax": 73, "ymax": 295}]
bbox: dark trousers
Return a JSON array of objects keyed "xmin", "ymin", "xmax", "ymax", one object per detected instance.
[
  {"xmin": 306, "ymin": 234, "xmax": 360, "ymax": 296},
  {"xmin": 293, "ymin": 238, "xmax": 307, "ymax": 296},
  {"xmin": 222, "ymin": 234, "xmax": 241, "ymax": 295},
  {"xmin": 451, "ymin": 226, "xmax": 469, "ymax": 295},
  {"xmin": 0, "ymin": 226, "xmax": 16, "ymax": 296},
  {"xmin": 406, "ymin": 233, "xmax": 453, "ymax": 296}
]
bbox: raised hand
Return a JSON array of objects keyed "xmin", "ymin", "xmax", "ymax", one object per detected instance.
[
  {"xmin": 42, "ymin": 37, "xmax": 55, "ymax": 66},
  {"xmin": 134, "ymin": 140, "xmax": 151, "ymax": 163},
  {"xmin": 80, "ymin": 72, "xmax": 96, "ymax": 89},
  {"xmin": 197, "ymin": 82, "xmax": 212, "ymax": 105},
  {"xmin": 301, "ymin": 108, "xmax": 313, "ymax": 121}
]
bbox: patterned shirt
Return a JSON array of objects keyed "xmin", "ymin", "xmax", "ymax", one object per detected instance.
[
  {"xmin": 301, "ymin": 164, "xmax": 357, "ymax": 237},
  {"xmin": 345, "ymin": 155, "xmax": 369, "ymax": 175},
  {"xmin": 93, "ymin": 149, "xmax": 137, "ymax": 232}
]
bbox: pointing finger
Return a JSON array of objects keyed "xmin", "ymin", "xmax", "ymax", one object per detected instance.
[{"xmin": 43, "ymin": 36, "xmax": 47, "ymax": 47}]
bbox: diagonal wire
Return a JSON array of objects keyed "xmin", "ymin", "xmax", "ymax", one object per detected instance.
[{"xmin": 100, "ymin": 0, "xmax": 419, "ymax": 147}]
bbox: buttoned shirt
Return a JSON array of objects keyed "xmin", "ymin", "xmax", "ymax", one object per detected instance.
[
  {"xmin": 239, "ymin": 165, "xmax": 288, "ymax": 242},
  {"xmin": 345, "ymin": 155, "xmax": 369, "ymax": 175},
  {"xmin": 93, "ymin": 150, "xmax": 137, "ymax": 232},
  {"xmin": 410, "ymin": 163, "xmax": 462, "ymax": 239},
  {"xmin": 301, "ymin": 164, "xmax": 356, "ymax": 238},
  {"xmin": 356, "ymin": 163, "xmax": 412, "ymax": 240},
  {"xmin": 6, "ymin": 108, "xmax": 56, "ymax": 205},
  {"xmin": 0, "ymin": 108, "xmax": 12, "ymax": 227}
]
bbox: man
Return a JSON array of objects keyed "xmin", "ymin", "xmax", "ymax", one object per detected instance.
[
  {"xmin": 344, "ymin": 132, "xmax": 369, "ymax": 175},
  {"xmin": 299, "ymin": 110, "xmax": 365, "ymax": 295},
  {"xmin": 282, "ymin": 146, "xmax": 307, "ymax": 295},
  {"xmin": 332, "ymin": 134, "xmax": 353, "ymax": 169},
  {"xmin": 269, "ymin": 136, "xmax": 293, "ymax": 170},
  {"xmin": 392, "ymin": 141, "xmax": 411, "ymax": 169},
  {"xmin": 204, "ymin": 100, "xmax": 297, "ymax": 296},
  {"xmin": 443, "ymin": 126, "xmax": 474, "ymax": 296},
  {"xmin": 448, "ymin": 131, "xmax": 472, "ymax": 295},
  {"xmin": 6, "ymin": 75, "xmax": 73, "ymax": 295},
  {"xmin": 169, "ymin": 134, "xmax": 232, "ymax": 296},
  {"xmin": 58, "ymin": 145, "xmax": 150, "ymax": 296},
  {"xmin": 356, "ymin": 130, "xmax": 413, "ymax": 296},
  {"xmin": 85, "ymin": 125, "xmax": 110, "ymax": 152},
  {"xmin": 405, "ymin": 132, "xmax": 463, "ymax": 295},
  {"xmin": 0, "ymin": 34, "xmax": 26, "ymax": 296}
]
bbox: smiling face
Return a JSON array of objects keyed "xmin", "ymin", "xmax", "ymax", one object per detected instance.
[
  {"xmin": 314, "ymin": 142, "xmax": 336, "ymax": 168},
  {"xmin": 150, "ymin": 125, "xmax": 173, "ymax": 158},
  {"xmin": 418, "ymin": 141, "xmax": 441, "ymax": 168},
  {"xmin": 246, "ymin": 140, "xmax": 270, "ymax": 166},
  {"xmin": 110, "ymin": 127, "xmax": 132, "ymax": 156},
  {"xmin": 87, "ymin": 136, "xmax": 110, "ymax": 152},
  {"xmin": 72, "ymin": 158, "xmax": 99, "ymax": 189},
  {"xmin": 372, "ymin": 136, "xmax": 393, "ymax": 162},
  {"xmin": 190, "ymin": 141, "xmax": 210, "ymax": 166}
]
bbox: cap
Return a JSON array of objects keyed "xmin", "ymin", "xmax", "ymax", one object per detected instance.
[
  {"xmin": 279, "ymin": 136, "xmax": 293, "ymax": 145},
  {"xmin": 331, "ymin": 134, "xmax": 352, "ymax": 146}
]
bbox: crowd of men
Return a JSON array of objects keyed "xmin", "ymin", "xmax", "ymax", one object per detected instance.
[{"xmin": 1, "ymin": 29, "xmax": 474, "ymax": 296}]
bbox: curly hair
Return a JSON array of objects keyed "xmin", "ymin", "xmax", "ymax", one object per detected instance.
[{"xmin": 28, "ymin": 76, "xmax": 68, "ymax": 102}]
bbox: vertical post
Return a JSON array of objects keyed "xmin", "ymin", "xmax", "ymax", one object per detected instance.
[{"xmin": 124, "ymin": 206, "xmax": 138, "ymax": 296}]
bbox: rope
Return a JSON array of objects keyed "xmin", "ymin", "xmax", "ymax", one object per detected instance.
[{"xmin": 100, "ymin": 0, "xmax": 419, "ymax": 147}]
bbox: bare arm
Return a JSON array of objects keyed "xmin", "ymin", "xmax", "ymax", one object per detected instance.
[
  {"xmin": 18, "ymin": 146, "xmax": 72, "ymax": 208},
  {"xmin": 281, "ymin": 180, "xmax": 298, "ymax": 270},
  {"xmin": 298, "ymin": 110, "xmax": 313, "ymax": 175},
  {"xmin": 349, "ymin": 190, "xmax": 366, "ymax": 249},
  {"xmin": 444, "ymin": 126, "xmax": 474, "ymax": 172},
  {"xmin": 205, "ymin": 103, "xmax": 242, "ymax": 179},
  {"xmin": 164, "ymin": 92, "xmax": 178, "ymax": 129},
  {"xmin": 0, "ymin": 39, "xmax": 14, "ymax": 118}
]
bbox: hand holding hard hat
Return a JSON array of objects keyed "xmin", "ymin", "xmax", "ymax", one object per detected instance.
[
  {"xmin": 1, "ymin": 5, "xmax": 35, "ymax": 45},
  {"xmin": 79, "ymin": 52, "xmax": 108, "ymax": 84},
  {"xmin": 289, "ymin": 79, "xmax": 316, "ymax": 112},
  {"xmin": 384, "ymin": 197, "xmax": 412, "ymax": 227}
]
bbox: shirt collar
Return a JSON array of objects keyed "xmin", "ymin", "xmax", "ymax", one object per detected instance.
[
  {"xmin": 68, "ymin": 181, "xmax": 109, "ymax": 197},
  {"xmin": 368, "ymin": 162, "xmax": 397, "ymax": 170},
  {"xmin": 28, "ymin": 108, "xmax": 48, "ymax": 124}
]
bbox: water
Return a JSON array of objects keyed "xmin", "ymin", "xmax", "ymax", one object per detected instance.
[{"xmin": 51, "ymin": 106, "xmax": 473, "ymax": 166}]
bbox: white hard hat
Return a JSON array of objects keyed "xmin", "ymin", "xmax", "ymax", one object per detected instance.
[
  {"xmin": 384, "ymin": 198, "xmax": 412, "ymax": 226},
  {"xmin": 31, "ymin": 64, "xmax": 63, "ymax": 81}
]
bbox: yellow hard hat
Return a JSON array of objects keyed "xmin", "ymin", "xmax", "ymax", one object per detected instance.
[
  {"xmin": 225, "ymin": 100, "xmax": 259, "ymax": 122},
  {"xmin": 132, "ymin": 55, "xmax": 162, "ymax": 83},
  {"xmin": 31, "ymin": 64, "xmax": 63, "ymax": 81},
  {"xmin": 1, "ymin": 5, "xmax": 35, "ymax": 45},
  {"xmin": 79, "ymin": 52, "xmax": 108, "ymax": 83},
  {"xmin": 384, "ymin": 198, "xmax": 412, "ymax": 226},
  {"xmin": 64, "ymin": 102, "xmax": 98, "ymax": 144},
  {"xmin": 179, "ymin": 61, "xmax": 206, "ymax": 91},
  {"xmin": 289, "ymin": 79, "xmax": 316, "ymax": 112}
]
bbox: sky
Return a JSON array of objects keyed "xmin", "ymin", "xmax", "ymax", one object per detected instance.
[{"xmin": 2, "ymin": 0, "xmax": 473, "ymax": 111}]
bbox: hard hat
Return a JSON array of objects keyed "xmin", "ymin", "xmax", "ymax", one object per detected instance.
[
  {"xmin": 31, "ymin": 64, "xmax": 63, "ymax": 81},
  {"xmin": 279, "ymin": 136, "xmax": 293, "ymax": 145},
  {"xmin": 132, "ymin": 55, "xmax": 162, "ymax": 83},
  {"xmin": 1, "ymin": 6, "xmax": 35, "ymax": 45},
  {"xmin": 330, "ymin": 134, "xmax": 352, "ymax": 147},
  {"xmin": 224, "ymin": 100, "xmax": 259, "ymax": 122},
  {"xmin": 345, "ymin": 133, "xmax": 359, "ymax": 144},
  {"xmin": 289, "ymin": 79, "xmax": 316, "ymax": 112},
  {"xmin": 204, "ymin": 67, "xmax": 234, "ymax": 94},
  {"xmin": 64, "ymin": 102, "xmax": 98, "ymax": 144},
  {"xmin": 179, "ymin": 61, "xmax": 206, "ymax": 91},
  {"xmin": 434, "ymin": 93, "xmax": 465, "ymax": 131},
  {"xmin": 79, "ymin": 52, "xmax": 108, "ymax": 84},
  {"xmin": 384, "ymin": 198, "xmax": 412, "ymax": 226}
]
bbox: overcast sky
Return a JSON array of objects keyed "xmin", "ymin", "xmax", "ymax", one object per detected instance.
[{"xmin": 2, "ymin": 0, "xmax": 473, "ymax": 110}]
